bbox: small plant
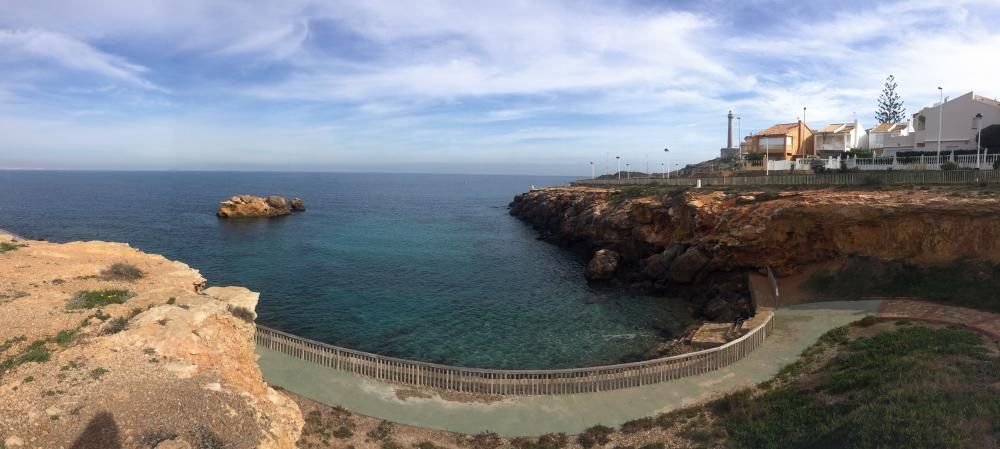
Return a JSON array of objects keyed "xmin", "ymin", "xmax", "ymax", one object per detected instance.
[
  {"xmin": 0, "ymin": 335, "xmax": 26, "ymax": 353},
  {"xmin": 66, "ymin": 289, "xmax": 134, "ymax": 310},
  {"xmin": 0, "ymin": 242, "xmax": 24, "ymax": 253},
  {"xmin": 103, "ymin": 317, "xmax": 129, "ymax": 335},
  {"xmin": 637, "ymin": 444, "xmax": 665, "ymax": 449},
  {"xmin": 90, "ymin": 367, "xmax": 109, "ymax": 379},
  {"xmin": 382, "ymin": 441, "xmax": 403, "ymax": 449},
  {"xmin": 92, "ymin": 309, "xmax": 111, "ymax": 321},
  {"xmin": 191, "ymin": 426, "xmax": 226, "ymax": 449},
  {"xmin": 55, "ymin": 329, "xmax": 78, "ymax": 346},
  {"xmin": 470, "ymin": 431, "xmax": 503, "ymax": 449},
  {"xmin": 334, "ymin": 426, "xmax": 353, "ymax": 439},
  {"xmin": 52, "ymin": 278, "xmax": 65, "ymax": 285},
  {"xmin": 366, "ymin": 420, "xmax": 395, "ymax": 442},
  {"xmin": 227, "ymin": 304, "xmax": 255, "ymax": 323},
  {"xmin": 100, "ymin": 262, "xmax": 145, "ymax": 281},
  {"xmin": 129, "ymin": 307, "xmax": 144, "ymax": 318},
  {"xmin": 157, "ymin": 318, "xmax": 169, "ymax": 326},
  {"xmin": 819, "ymin": 325, "xmax": 850, "ymax": 345},
  {"xmin": 856, "ymin": 316, "xmax": 879, "ymax": 327},
  {"xmin": 18, "ymin": 340, "xmax": 51, "ymax": 364},
  {"xmin": 620, "ymin": 417, "xmax": 656, "ymax": 433},
  {"xmin": 940, "ymin": 160, "xmax": 959, "ymax": 171},
  {"xmin": 23, "ymin": 375, "xmax": 34, "ymax": 383},
  {"xmin": 577, "ymin": 425, "xmax": 614, "ymax": 448},
  {"xmin": 415, "ymin": 442, "xmax": 440, "ymax": 449},
  {"xmin": 167, "ymin": 297, "xmax": 176, "ymax": 305}
]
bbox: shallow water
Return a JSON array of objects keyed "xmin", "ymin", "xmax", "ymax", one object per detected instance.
[{"xmin": 0, "ymin": 171, "xmax": 690, "ymax": 369}]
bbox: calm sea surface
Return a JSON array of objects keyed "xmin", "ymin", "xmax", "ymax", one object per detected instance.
[{"xmin": 0, "ymin": 171, "xmax": 689, "ymax": 369}]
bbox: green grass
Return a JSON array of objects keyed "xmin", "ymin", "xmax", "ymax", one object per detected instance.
[
  {"xmin": 102, "ymin": 317, "xmax": 129, "ymax": 334},
  {"xmin": 89, "ymin": 367, "xmax": 109, "ymax": 380},
  {"xmin": 805, "ymin": 257, "xmax": 1000, "ymax": 312},
  {"xmin": 66, "ymin": 289, "xmax": 135, "ymax": 310},
  {"xmin": 0, "ymin": 242, "xmax": 24, "ymax": 253},
  {"xmin": 712, "ymin": 325, "xmax": 999, "ymax": 448},
  {"xmin": 55, "ymin": 329, "xmax": 78, "ymax": 346}
]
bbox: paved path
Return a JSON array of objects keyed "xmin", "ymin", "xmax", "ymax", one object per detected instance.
[
  {"xmin": 258, "ymin": 300, "xmax": 880, "ymax": 437},
  {"xmin": 877, "ymin": 298, "xmax": 1000, "ymax": 339}
]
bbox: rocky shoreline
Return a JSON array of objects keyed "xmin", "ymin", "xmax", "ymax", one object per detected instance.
[
  {"xmin": 509, "ymin": 185, "xmax": 1000, "ymax": 321},
  {"xmin": 0, "ymin": 230, "xmax": 302, "ymax": 448},
  {"xmin": 217, "ymin": 194, "xmax": 305, "ymax": 218}
]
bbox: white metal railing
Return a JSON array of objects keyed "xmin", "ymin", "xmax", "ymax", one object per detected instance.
[{"xmin": 255, "ymin": 311, "xmax": 774, "ymax": 396}]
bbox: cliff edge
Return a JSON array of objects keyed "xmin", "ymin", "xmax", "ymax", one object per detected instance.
[
  {"xmin": 510, "ymin": 186, "xmax": 1000, "ymax": 319},
  {"xmin": 0, "ymin": 231, "xmax": 303, "ymax": 448}
]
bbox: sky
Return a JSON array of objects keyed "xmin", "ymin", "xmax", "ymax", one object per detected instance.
[{"xmin": 1, "ymin": 0, "xmax": 999, "ymax": 175}]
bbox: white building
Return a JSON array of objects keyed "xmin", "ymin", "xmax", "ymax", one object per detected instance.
[
  {"xmin": 867, "ymin": 122, "xmax": 912, "ymax": 155},
  {"xmin": 903, "ymin": 91, "xmax": 1000, "ymax": 155},
  {"xmin": 814, "ymin": 120, "xmax": 864, "ymax": 156}
]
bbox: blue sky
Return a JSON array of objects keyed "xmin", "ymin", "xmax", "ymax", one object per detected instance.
[{"xmin": 2, "ymin": 0, "xmax": 999, "ymax": 174}]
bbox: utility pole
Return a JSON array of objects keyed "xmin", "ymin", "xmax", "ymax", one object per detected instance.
[
  {"xmin": 937, "ymin": 87, "xmax": 944, "ymax": 160},
  {"xmin": 590, "ymin": 161, "xmax": 595, "ymax": 180},
  {"xmin": 976, "ymin": 113, "xmax": 983, "ymax": 169},
  {"xmin": 616, "ymin": 156, "xmax": 621, "ymax": 180},
  {"xmin": 663, "ymin": 148, "xmax": 670, "ymax": 179}
]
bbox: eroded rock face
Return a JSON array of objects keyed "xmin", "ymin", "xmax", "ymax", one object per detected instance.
[
  {"xmin": 216, "ymin": 194, "xmax": 305, "ymax": 218},
  {"xmin": 585, "ymin": 249, "xmax": 620, "ymax": 281},
  {"xmin": 510, "ymin": 186, "xmax": 1000, "ymax": 318},
  {"xmin": 0, "ymin": 232, "xmax": 303, "ymax": 448}
]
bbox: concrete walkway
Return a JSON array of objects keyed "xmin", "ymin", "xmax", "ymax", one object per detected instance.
[
  {"xmin": 877, "ymin": 298, "xmax": 1000, "ymax": 339},
  {"xmin": 258, "ymin": 300, "xmax": 880, "ymax": 436}
]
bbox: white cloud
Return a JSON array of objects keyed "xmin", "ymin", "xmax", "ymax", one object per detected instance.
[{"xmin": 0, "ymin": 29, "xmax": 164, "ymax": 91}]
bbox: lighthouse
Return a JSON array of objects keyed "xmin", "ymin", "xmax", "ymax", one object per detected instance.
[{"xmin": 720, "ymin": 110, "xmax": 739, "ymax": 159}]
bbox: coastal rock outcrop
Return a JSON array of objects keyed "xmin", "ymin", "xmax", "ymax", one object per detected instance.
[
  {"xmin": 510, "ymin": 186, "xmax": 1000, "ymax": 319},
  {"xmin": 585, "ymin": 249, "xmax": 620, "ymax": 281},
  {"xmin": 216, "ymin": 194, "xmax": 305, "ymax": 218},
  {"xmin": 0, "ymin": 232, "xmax": 303, "ymax": 448}
]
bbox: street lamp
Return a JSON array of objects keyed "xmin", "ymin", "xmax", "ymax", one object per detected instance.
[
  {"xmin": 590, "ymin": 161, "xmax": 595, "ymax": 180},
  {"xmin": 663, "ymin": 148, "xmax": 670, "ymax": 179},
  {"xmin": 976, "ymin": 113, "xmax": 984, "ymax": 169},
  {"xmin": 661, "ymin": 162, "xmax": 665, "ymax": 179},
  {"xmin": 616, "ymin": 156, "xmax": 621, "ymax": 180},
  {"xmin": 736, "ymin": 116, "xmax": 742, "ymax": 157},
  {"xmin": 626, "ymin": 163, "xmax": 630, "ymax": 180},
  {"xmin": 937, "ymin": 87, "xmax": 944, "ymax": 160}
]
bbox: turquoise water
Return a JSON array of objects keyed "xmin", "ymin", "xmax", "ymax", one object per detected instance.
[{"xmin": 0, "ymin": 171, "xmax": 689, "ymax": 369}]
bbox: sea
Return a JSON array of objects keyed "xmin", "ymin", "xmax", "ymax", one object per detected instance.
[{"xmin": 0, "ymin": 171, "xmax": 689, "ymax": 369}]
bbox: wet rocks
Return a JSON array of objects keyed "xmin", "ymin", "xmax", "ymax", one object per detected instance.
[{"xmin": 585, "ymin": 249, "xmax": 620, "ymax": 281}]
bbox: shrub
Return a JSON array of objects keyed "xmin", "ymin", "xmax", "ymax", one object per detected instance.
[
  {"xmin": 66, "ymin": 289, "xmax": 134, "ymax": 310},
  {"xmin": 103, "ymin": 317, "xmax": 129, "ymax": 335},
  {"xmin": 334, "ymin": 426, "xmax": 354, "ymax": 439},
  {"xmin": 89, "ymin": 367, "xmax": 109, "ymax": 379},
  {"xmin": 100, "ymin": 262, "xmax": 144, "ymax": 281},
  {"xmin": 819, "ymin": 326, "xmax": 850, "ymax": 345},
  {"xmin": 941, "ymin": 160, "xmax": 959, "ymax": 171},
  {"xmin": 415, "ymin": 442, "xmax": 439, "ymax": 449},
  {"xmin": 227, "ymin": 305, "xmax": 255, "ymax": 323},
  {"xmin": 167, "ymin": 297, "xmax": 176, "ymax": 305},
  {"xmin": 577, "ymin": 425, "xmax": 614, "ymax": 448},
  {"xmin": 470, "ymin": 431, "xmax": 502, "ymax": 449},
  {"xmin": 856, "ymin": 316, "xmax": 879, "ymax": 327},
  {"xmin": 620, "ymin": 417, "xmax": 656, "ymax": 433},
  {"xmin": 809, "ymin": 159, "xmax": 826, "ymax": 174},
  {"xmin": 534, "ymin": 433, "xmax": 568, "ymax": 449},
  {"xmin": 637, "ymin": 444, "xmax": 665, "ymax": 449},
  {"xmin": 382, "ymin": 441, "xmax": 403, "ymax": 449},
  {"xmin": 0, "ymin": 242, "xmax": 24, "ymax": 253},
  {"xmin": 18, "ymin": 340, "xmax": 51, "ymax": 364},
  {"xmin": 366, "ymin": 421, "xmax": 395, "ymax": 442},
  {"xmin": 55, "ymin": 329, "xmax": 77, "ymax": 346},
  {"xmin": 191, "ymin": 426, "xmax": 226, "ymax": 449}
]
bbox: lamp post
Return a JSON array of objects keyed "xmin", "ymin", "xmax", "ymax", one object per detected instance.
[
  {"xmin": 590, "ymin": 161, "xmax": 595, "ymax": 180},
  {"xmin": 663, "ymin": 148, "xmax": 670, "ymax": 179},
  {"xmin": 976, "ymin": 113, "xmax": 983, "ymax": 169},
  {"xmin": 626, "ymin": 163, "xmax": 630, "ymax": 180},
  {"xmin": 937, "ymin": 87, "xmax": 944, "ymax": 160},
  {"xmin": 616, "ymin": 156, "xmax": 621, "ymax": 180},
  {"xmin": 765, "ymin": 136, "xmax": 770, "ymax": 176},
  {"xmin": 736, "ymin": 116, "xmax": 742, "ymax": 157},
  {"xmin": 661, "ymin": 162, "xmax": 665, "ymax": 179}
]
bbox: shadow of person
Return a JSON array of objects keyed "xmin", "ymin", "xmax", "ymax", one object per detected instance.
[{"xmin": 70, "ymin": 412, "xmax": 122, "ymax": 449}]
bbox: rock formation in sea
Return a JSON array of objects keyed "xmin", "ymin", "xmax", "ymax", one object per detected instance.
[
  {"xmin": 0, "ymin": 231, "xmax": 303, "ymax": 448},
  {"xmin": 216, "ymin": 194, "xmax": 305, "ymax": 218},
  {"xmin": 509, "ymin": 186, "xmax": 1000, "ymax": 321}
]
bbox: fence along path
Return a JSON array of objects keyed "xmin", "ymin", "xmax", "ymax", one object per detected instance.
[
  {"xmin": 255, "ymin": 312, "xmax": 773, "ymax": 396},
  {"xmin": 574, "ymin": 169, "xmax": 1000, "ymax": 188}
]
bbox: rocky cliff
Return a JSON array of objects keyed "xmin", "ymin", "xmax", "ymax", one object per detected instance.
[
  {"xmin": 217, "ymin": 195, "xmax": 305, "ymax": 218},
  {"xmin": 510, "ymin": 186, "xmax": 1000, "ymax": 319},
  {"xmin": 0, "ymin": 232, "xmax": 303, "ymax": 449}
]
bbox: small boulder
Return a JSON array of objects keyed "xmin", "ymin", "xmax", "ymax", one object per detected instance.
[
  {"xmin": 290, "ymin": 197, "xmax": 306, "ymax": 211},
  {"xmin": 668, "ymin": 247, "xmax": 710, "ymax": 283},
  {"xmin": 585, "ymin": 249, "xmax": 620, "ymax": 281}
]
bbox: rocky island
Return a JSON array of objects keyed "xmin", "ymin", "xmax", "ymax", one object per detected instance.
[
  {"xmin": 0, "ymin": 231, "xmax": 302, "ymax": 448},
  {"xmin": 217, "ymin": 195, "xmax": 305, "ymax": 218}
]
